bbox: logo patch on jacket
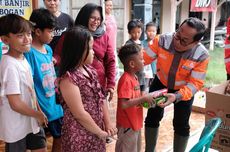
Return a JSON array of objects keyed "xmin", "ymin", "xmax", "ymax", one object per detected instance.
[{"xmin": 134, "ymin": 85, "xmax": 140, "ymax": 91}]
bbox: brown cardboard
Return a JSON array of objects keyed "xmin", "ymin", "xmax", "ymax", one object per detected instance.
[
  {"xmin": 205, "ymin": 81, "xmax": 230, "ymax": 152},
  {"xmin": 192, "ymin": 91, "xmax": 206, "ymax": 114}
]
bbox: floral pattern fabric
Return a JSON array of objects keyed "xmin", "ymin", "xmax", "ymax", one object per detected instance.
[{"xmin": 60, "ymin": 65, "xmax": 106, "ymax": 152}]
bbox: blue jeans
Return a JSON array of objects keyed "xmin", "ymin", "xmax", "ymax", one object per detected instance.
[{"xmin": 145, "ymin": 77, "xmax": 194, "ymax": 136}]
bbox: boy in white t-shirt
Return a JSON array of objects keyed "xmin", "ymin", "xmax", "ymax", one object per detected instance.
[{"xmin": 0, "ymin": 14, "xmax": 48, "ymax": 152}]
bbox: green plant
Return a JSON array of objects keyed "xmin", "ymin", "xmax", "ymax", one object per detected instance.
[{"xmin": 205, "ymin": 47, "xmax": 227, "ymax": 88}]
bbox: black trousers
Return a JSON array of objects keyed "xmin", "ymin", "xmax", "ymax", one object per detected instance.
[
  {"xmin": 227, "ymin": 74, "xmax": 230, "ymax": 80},
  {"xmin": 145, "ymin": 77, "xmax": 194, "ymax": 136}
]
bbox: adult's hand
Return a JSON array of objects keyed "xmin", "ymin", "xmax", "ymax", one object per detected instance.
[{"xmin": 158, "ymin": 93, "xmax": 176, "ymax": 108}]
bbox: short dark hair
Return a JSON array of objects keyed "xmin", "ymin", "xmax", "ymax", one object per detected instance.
[
  {"xmin": 30, "ymin": 8, "xmax": 57, "ymax": 31},
  {"xmin": 75, "ymin": 3, "xmax": 103, "ymax": 27},
  {"xmin": 146, "ymin": 22, "xmax": 157, "ymax": 30},
  {"xmin": 118, "ymin": 44, "xmax": 141, "ymax": 66},
  {"xmin": 127, "ymin": 19, "xmax": 143, "ymax": 33},
  {"xmin": 180, "ymin": 17, "xmax": 206, "ymax": 41},
  {"xmin": 59, "ymin": 26, "xmax": 92, "ymax": 77},
  {"xmin": 0, "ymin": 14, "xmax": 32, "ymax": 36}
]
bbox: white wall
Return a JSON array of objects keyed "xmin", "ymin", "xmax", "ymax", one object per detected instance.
[
  {"xmin": 181, "ymin": 0, "xmax": 189, "ymax": 24},
  {"xmin": 38, "ymin": 0, "xmax": 70, "ymax": 14},
  {"xmin": 161, "ymin": 0, "xmax": 172, "ymax": 33}
]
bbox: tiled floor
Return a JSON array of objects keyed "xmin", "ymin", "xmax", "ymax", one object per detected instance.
[
  {"xmin": 105, "ymin": 108, "xmax": 205, "ymax": 152},
  {"xmin": 0, "ymin": 90, "xmax": 206, "ymax": 152},
  {"xmin": 0, "ymin": 110, "xmax": 205, "ymax": 152}
]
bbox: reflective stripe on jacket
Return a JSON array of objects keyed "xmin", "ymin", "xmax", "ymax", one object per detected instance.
[
  {"xmin": 143, "ymin": 33, "xmax": 209, "ymax": 101},
  {"xmin": 225, "ymin": 38, "xmax": 230, "ymax": 75}
]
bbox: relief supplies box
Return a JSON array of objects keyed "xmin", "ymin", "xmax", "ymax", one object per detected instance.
[{"xmin": 205, "ymin": 81, "xmax": 230, "ymax": 152}]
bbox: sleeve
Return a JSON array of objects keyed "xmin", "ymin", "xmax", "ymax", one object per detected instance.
[
  {"xmin": 104, "ymin": 34, "xmax": 116, "ymax": 89},
  {"xmin": 45, "ymin": 44, "xmax": 53, "ymax": 58},
  {"xmin": 175, "ymin": 54, "xmax": 210, "ymax": 102},
  {"xmin": 117, "ymin": 78, "xmax": 132, "ymax": 99},
  {"xmin": 143, "ymin": 36, "xmax": 159, "ymax": 65},
  {"xmin": 24, "ymin": 52, "xmax": 35, "ymax": 76},
  {"xmin": 1, "ymin": 64, "xmax": 21, "ymax": 95}
]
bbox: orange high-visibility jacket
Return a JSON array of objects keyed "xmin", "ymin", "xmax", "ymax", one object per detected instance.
[
  {"xmin": 143, "ymin": 34, "xmax": 209, "ymax": 101},
  {"xmin": 225, "ymin": 17, "xmax": 230, "ymax": 75}
]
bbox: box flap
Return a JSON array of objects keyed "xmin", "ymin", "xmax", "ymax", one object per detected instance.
[{"xmin": 209, "ymin": 81, "xmax": 229, "ymax": 94}]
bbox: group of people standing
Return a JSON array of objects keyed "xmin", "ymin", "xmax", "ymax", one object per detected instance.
[{"xmin": 0, "ymin": 1, "xmax": 230, "ymax": 152}]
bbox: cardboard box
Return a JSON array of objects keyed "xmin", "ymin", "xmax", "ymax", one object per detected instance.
[
  {"xmin": 192, "ymin": 91, "xmax": 206, "ymax": 114},
  {"xmin": 206, "ymin": 81, "xmax": 230, "ymax": 152}
]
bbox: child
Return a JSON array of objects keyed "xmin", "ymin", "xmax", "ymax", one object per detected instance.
[
  {"xmin": 58, "ymin": 26, "xmax": 117, "ymax": 151},
  {"xmin": 141, "ymin": 22, "xmax": 158, "ymax": 89},
  {"xmin": 0, "ymin": 14, "xmax": 47, "ymax": 152},
  {"xmin": 115, "ymin": 44, "xmax": 157, "ymax": 152},
  {"xmin": 125, "ymin": 19, "xmax": 143, "ymax": 46},
  {"xmin": 125, "ymin": 19, "xmax": 146, "ymax": 94},
  {"xmin": 24, "ymin": 8, "xmax": 63, "ymax": 152}
]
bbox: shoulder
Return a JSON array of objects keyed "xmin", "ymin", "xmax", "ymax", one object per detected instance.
[
  {"xmin": 0, "ymin": 56, "xmax": 20, "ymax": 74},
  {"xmin": 60, "ymin": 12, "xmax": 74, "ymax": 22},
  {"xmin": 60, "ymin": 12, "xmax": 72, "ymax": 19},
  {"xmin": 0, "ymin": 55, "xmax": 17, "ymax": 67},
  {"xmin": 85, "ymin": 65, "xmax": 98, "ymax": 76},
  {"xmin": 193, "ymin": 43, "xmax": 209, "ymax": 61},
  {"xmin": 125, "ymin": 39, "xmax": 134, "ymax": 46},
  {"xmin": 25, "ymin": 47, "xmax": 35, "ymax": 55},
  {"xmin": 45, "ymin": 44, "xmax": 53, "ymax": 53},
  {"xmin": 153, "ymin": 33, "xmax": 173, "ymax": 49},
  {"xmin": 118, "ymin": 73, "xmax": 133, "ymax": 85}
]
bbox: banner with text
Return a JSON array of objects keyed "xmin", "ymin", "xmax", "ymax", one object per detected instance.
[
  {"xmin": 190, "ymin": 0, "xmax": 217, "ymax": 12},
  {"xmin": 0, "ymin": 0, "xmax": 33, "ymax": 19}
]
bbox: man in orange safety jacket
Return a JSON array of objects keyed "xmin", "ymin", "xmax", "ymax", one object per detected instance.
[
  {"xmin": 143, "ymin": 17, "xmax": 209, "ymax": 152},
  {"xmin": 225, "ymin": 17, "xmax": 230, "ymax": 80}
]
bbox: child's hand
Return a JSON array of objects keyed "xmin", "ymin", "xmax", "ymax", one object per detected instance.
[
  {"xmin": 52, "ymin": 57, "xmax": 57, "ymax": 65},
  {"xmin": 96, "ymin": 130, "xmax": 108, "ymax": 141},
  {"xmin": 35, "ymin": 111, "xmax": 48, "ymax": 127},
  {"xmin": 143, "ymin": 94, "xmax": 155, "ymax": 107},
  {"xmin": 105, "ymin": 124, "xmax": 117, "ymax": 136}
]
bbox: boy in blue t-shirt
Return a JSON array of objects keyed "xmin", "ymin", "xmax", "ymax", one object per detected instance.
[{"xmin": 24, "ymin": 8, "xmax": 63, "ymax": 152}]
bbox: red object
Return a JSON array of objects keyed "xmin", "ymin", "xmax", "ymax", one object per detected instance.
[
  {"xmin": 151, "ymin": 88, "xmax": 168, "ymax": 97},
  {"xmin": 55, "ymin": 32, "xmax": 116, "ymax": 90},
  {"xmin": 116, "ymin": 72, "xmax": 143, "ymax": 131},
  {"xmin": 190, "ymin": 0, "xmax": 217, "ymax": 12},
  {"xmin": 227, "ymin": 17, "xmax": 230, "ymax": 35},
  {"xmin": 206, "ymin": 111, "xmax": 216, "ymax": 117},
  {"xmin": 225, "ymin": 17, "xmax": 230, "ymax": 75}
]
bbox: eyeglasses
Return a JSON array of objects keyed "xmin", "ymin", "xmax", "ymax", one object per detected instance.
[
  {"xmin": 89, "ymin": 16, "xmax": 101, "ymax": 23},
  {"xmin": 173, "ymin": 31, "xmax": 194, "ymax": 46}
]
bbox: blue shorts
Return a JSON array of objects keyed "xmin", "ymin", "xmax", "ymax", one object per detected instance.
[{"xmin": 45, "ymin": 118, "xmax": 63, "ymax": 138}]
